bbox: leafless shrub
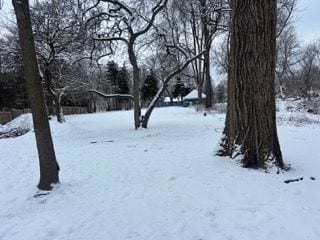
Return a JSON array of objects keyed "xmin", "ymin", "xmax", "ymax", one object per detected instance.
[
  {"xmin": 296, "ymin": 98, "xmax": 320, "ymax": 114},
  {"xmin": 277, "ymin": 114, "xmax": 320, "ymax": 126},
  {"xmin": 213, "ymin": 103, "xmax": 227, "ymax": 114}
]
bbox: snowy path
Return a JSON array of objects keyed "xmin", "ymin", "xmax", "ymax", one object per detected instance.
[{"xmin": 0, "ymin": 107, "xmax": 319, "ymax": 240}]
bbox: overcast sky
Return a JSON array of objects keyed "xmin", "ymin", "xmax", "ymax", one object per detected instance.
[
  {"xmin": 1, "ymin": 0, "xmax": 320, "ymax": 42},
  {"xmin": 295, "ymin": 0, "xmax": 320, "ymax": 42}
]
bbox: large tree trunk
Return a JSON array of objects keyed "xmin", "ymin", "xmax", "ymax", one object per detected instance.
[
  {"xmin": 128, "ymin": 43, "xmax": 141, "ymax": 129},
  {"xmin": 13, "ymin": 0, "xmax": 59, "ymax": 190},
  {"xmin": 218, "ymin": 0, "xmax": 284, "ymax": 168}
]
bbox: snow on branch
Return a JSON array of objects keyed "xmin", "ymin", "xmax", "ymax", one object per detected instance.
[
  {"xmin": 134, "ymin": 0, "xmax": 168, "ymax": 38},
  {"xmin": 88, "ymin": 89, "xmax": 134, "ymax": 100}
]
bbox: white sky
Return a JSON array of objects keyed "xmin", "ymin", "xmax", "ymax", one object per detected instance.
[
  {"xmin": 295, "ymin": 0, "xmax": 320, "ymax": 42},
  {"xmin": 1, "ymin": 0, "xmax": 320, "ymax": 42}
]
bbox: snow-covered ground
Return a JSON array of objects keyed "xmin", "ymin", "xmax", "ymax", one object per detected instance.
[
  {"xmin": 0, "ymin": 113, "xmax": 32, "ymax": 139},
  {"xmin": 0, "ymin": 106, "xmax": 320, "ymax": 240}
]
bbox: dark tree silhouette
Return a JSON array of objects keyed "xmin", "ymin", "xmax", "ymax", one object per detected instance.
[{"xmin": 141, "ymin": 70, "xmax": 159, "ymax": 106}]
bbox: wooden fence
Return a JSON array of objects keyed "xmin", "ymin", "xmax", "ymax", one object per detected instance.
[{"xmin": 0, "ymin": 107, "xmax": 87, "ymax": 125}]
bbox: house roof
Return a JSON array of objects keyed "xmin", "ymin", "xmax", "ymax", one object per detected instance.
[{"xmin": 184, "ymin": 90, "xmax": 206, "ymax": 100}]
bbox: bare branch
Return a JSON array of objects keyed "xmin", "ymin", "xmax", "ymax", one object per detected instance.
[{"xmin": 88, "ymin": 89, "xmax": 134, "ymax": 100}]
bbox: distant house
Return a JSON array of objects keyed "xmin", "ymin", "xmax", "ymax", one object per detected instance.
[
  {"xmin": 163, "ymin": 97, "xmax": 182, "ymax": 106},
  {"xmin": 183, "ymin": 89, "xmax": 206, "ymax": 107}
]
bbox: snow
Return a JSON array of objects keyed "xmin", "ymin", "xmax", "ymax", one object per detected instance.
[
  {"xmin": 0, "ymin": 113, "xmax": 32, "ymax": 133},
  {"xmin": 0, "ymin": 106, "xmax": 320, "ymax": 240},
  {"xmin": 0, "ymin": 113, "xmax": 32, "ymax": 138},
  {"xmin": 184, "ymin": 89, "xmax": 206, "ymax": 100},
  {"xmin": 164, "ymin": 97, "xmax": 181, "ymax": 103}
]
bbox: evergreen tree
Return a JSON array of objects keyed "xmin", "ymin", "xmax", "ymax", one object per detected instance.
[
  {"xmin": 117, "ymin": 66, "xmax": 130, "ymax": 95},
  {"xmin": 106, "ymin": 61, "xmax": 119, "ymax": 94},
  {"xmin": 141, "ymin": 70, "xmax": 158, "ymax": 104},
  {"xmin": 172, "ymin": 77, "xmax": 190, "ymax": 99},
  {"xmin": 117, "ymin": 65, "xmax": 131, "ymax": 110},
  {"xmin": 105, "ymin": 61, "xmax": 120, "ymax": 110}
]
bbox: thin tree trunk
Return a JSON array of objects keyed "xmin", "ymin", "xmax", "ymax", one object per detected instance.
[
  {"xmin": 199, "ymin": 0, "xmax": 214, "ymax": 109},
  {"xmin": 204, "ymin": 50, "xmax": 214, "ymax": 108},
  {"xmin": 218, "ymin": 0, "xmax": 284, "ymax": 168},
  {"xmin": 13, "ymin": 0, "xmax": 59, "ymax": 190},
  {"xmin": 54, "ymin": 94, "xmax": 65, "ymax": 123},
  {"xmin": 197, "ymin": 84, "xmax": 203, "ymax": 105},
  {"xmin": 165, "ymin": 88, "xmax": 173, "ymax": 106},
  {"xmin": 128, "ymin": 43, "xmax": 141, "ymax": 129},
  {"xmin": 279, "ymin": 80, "xmax": 285, "ymax": 100},
  {"xmin": 44, "ymin": 68, "xmax": 65, "ymax": 123}
]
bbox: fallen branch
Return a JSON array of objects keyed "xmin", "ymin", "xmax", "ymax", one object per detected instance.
[{"xmin": 284, "ymin": 177, "xmax": 303, "ymax": 184}]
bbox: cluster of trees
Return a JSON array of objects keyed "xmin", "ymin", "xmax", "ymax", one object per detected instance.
[
  {"xmin": 0, "ymin": 27, "xmax": 27, "ymax": 110},
  {"xmin": 4, "ymin": 0, "xmax": 318, "ymax": 190},
  {"xmin": 1, "ymin": 0, "xmax": 232, "ymax": 127},
  {"xmin": 214, "ymin": 0, "xmax": 320, "ymax": 101},
  {"xmin": 6, "ymin": 0, "xmax": 228, "ymax": 190},
  {"xmin": 277, "ymin": 39, "xmax": 320, "ymax": 99}
]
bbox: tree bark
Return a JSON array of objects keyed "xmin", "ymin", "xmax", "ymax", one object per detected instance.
[
  {"xmin": 13, "ymin": 0, "xmax": 60, "ymax": 190},
  {"xmin": 197, "ymin": 84, "xmax": 203, "ymax": 106},
  {"xmin": 218, "ymin": 0, "xmax": 284, "ymax": 168},
  {"xmin": 128, "ymin": 42, "xmax": 141, "ymax": 129},
  {"xmin": 204, "ymin": 50, "xmax": 214, "ymax": 108}
]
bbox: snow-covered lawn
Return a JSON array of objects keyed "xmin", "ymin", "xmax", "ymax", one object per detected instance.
[{"xmin": 0, "ymin": 107, "xmax": 319, "ymax": 240}]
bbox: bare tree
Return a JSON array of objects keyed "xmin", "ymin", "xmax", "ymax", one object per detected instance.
[
  {"xmin": 218, "ymin": 0, "xmax": 284, "ymax": 168},
  {"xmin": 31, "ymin": 0, "xmax": 87, "ymax": 123},
  {"xmin": 277, "ymin": 39, "xmax": 320, "ymax": 99},
  {"xmin": 297, "ymin": 42, "xmax": 320, "ymax": 99},
  {"xmin": 12, "ymin": 0, "xmax": 60, "ymax": 190},
  {"xmin": 275, "ymin": 0, "xmax": 299, "ymax": 98},
  {"xmin": 172, "ymin": 0, "xmax": 228, "ymax": 108},
  {"xmin": 214, "ymin": 0, "xmax": 299, "ymax": 97},
  {"xmin": 276, "ymin": 25, "xmax": 301, "ymax": 98},
  {"xmin": 85, "ymin": 0, "xmax": 168, "ymax": 129},
  {"xmin": 177, "ymin": 1, "xmax": 206, "ymax": 105},
  {"xmin": 277, "ymin": 0, "xmax": 297, "ymax": 38},
  {"xmin": 198, "ymin": 0, "xmax": 224, "ymax": 108},
  {"xmin": 135, "ymin": 2, "xmax": 210, "ymax": 128},
  {"xmin": 213, "ymin": 32, "xmax": 231, "ymax": 80}
]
